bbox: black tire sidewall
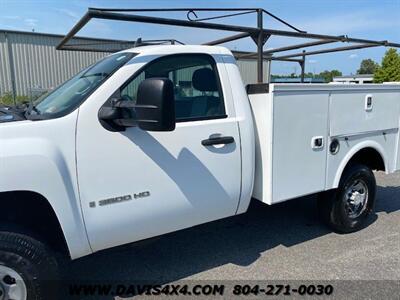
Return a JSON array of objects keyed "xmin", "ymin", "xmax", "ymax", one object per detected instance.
[
  {"xmin": 0, "ymin": 251, "xmax": 42, "ymax": 300},
  {"xmin": 332, "ymin": 164, "xmax": 376, "ymax": 232},
  {"xmin": 0, "ymin": 232, "xmax": 60, "ymax": 300}
]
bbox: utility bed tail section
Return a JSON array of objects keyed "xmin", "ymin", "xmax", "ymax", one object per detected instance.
[{"xmin": 249, "ymin": 83, "xmax": 400, "ymax": 205}]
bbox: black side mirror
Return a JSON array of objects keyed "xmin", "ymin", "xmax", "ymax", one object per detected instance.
[
  {"xmin": 136, "ymin": 78, "xmax": 175, "ymax": 132},
  {"xmin": 98, "ymin": 78, "xmax": 176, "ymax": 132}
]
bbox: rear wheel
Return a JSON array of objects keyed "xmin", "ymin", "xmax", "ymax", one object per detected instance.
[
  {"xmin": 0, "ymin": 231, "xmax": 59, "ymax": 300},
  {"xmin": 318, "ymin": 164, "xmax": 376, "ymax": 233}
]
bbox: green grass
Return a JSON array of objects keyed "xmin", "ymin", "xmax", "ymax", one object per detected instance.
[{"xmin": 0, "ymin": 92, "xmax": 30, "ymax": 106}]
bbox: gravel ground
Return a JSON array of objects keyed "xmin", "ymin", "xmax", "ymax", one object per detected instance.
[{"xmin": 66, "ymin": 171, "xmax": 400, "ymax": 299}]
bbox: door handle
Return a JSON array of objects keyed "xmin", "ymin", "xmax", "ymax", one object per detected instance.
[
  {"xmin": 311, "ymin": 136, "xmax": 324, "ymax": 149},
  {"xmin": 201, "ymin": 136, "xmax": 235, "ymax": 146}
]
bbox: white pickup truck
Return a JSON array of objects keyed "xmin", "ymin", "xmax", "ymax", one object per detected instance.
[{"xmin": 1, "ymin": 45, "xmax": 400, "ymax": 299}]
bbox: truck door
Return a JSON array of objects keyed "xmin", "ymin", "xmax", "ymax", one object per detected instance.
[{"xmin": 76, "ymin": 53, "xmax": 241, "ymax": 252}]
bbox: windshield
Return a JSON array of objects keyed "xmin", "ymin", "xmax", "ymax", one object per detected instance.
[{"xmin": 28, "ymin": 52, "xmax": 135, "ymax": 118}]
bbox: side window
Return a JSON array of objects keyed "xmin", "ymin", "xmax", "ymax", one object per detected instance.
[{"xmin": 120, "ymin": 54, "xmax": 226, "ymax": 121}]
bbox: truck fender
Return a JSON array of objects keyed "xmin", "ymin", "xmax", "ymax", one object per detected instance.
[
  {"xmin": 0, "ymin": 137, "xmax": 92, "ymax": 259},
  {"xmin": 332, "ymin": 140, "xmax": 388, "ymax": 189}
]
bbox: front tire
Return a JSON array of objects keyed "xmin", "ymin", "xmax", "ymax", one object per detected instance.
[
  {"xmin": 0, "ymin": 231, "xmax": 59, "ymax": 300},
  {"xmin": 318, "ymin": 164, "xmax": 376, "ymax": 233}
]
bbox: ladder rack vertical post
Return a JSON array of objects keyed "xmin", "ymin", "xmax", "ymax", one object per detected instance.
[
  {"xmin": 300, "ymin": 50, "xmax": 306, "ymax": 83},
  {"xmin": 257, "ymin": 9, "xmax": 263, "ymax": 83}
]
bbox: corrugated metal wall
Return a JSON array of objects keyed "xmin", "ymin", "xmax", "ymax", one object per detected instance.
[
  {"xmin": 0, "ymin": 32, "xmax": 12, "ymax": 95},
  {"xmin": 0, "ymin": 30, "xmax": 265, "ymax": 102},
  {"xmin": 0, "ymin": 30, "xmax": 109, "ymax": 99},
  {"xmin": 236, "ymin": 59, "xmax": 270, "ymax": 85}
]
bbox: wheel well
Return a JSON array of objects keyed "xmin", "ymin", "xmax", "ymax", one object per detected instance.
[
  {"xmin": 0, "ymin": 191, "xmax": 69, "ymax": 257},
  {"xmin": 346, "ymin": 147, "xmax": 385, "ymax": 172}
]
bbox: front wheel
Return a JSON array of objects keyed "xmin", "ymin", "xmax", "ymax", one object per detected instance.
[
  {"xmin": 0, "ymin": 231, "xmax": 59, "ymax": 300},
  {"xmin": 318, "ymin": 164, "xmax": 376, "ymax": 233}
]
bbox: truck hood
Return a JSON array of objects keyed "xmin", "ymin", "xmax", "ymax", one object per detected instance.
[{"xmin": 0, "ymin": 120, "xmax": 32, "ymax": 130}]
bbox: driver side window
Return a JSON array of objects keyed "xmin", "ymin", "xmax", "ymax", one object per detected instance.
[{"xmin": 120, "ymin": 54, "xmax": 226, "ymax": 121}]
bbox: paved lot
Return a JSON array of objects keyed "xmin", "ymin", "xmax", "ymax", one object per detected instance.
[{"xmin": 66, "ymin": 171, "xmax": 400, "ymax": 298}]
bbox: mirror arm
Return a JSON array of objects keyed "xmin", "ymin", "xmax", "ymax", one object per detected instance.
[
  {"xmin": 113, "ymin": 118, "xmax": 137, "ymax": 127},
  {"xmin": 98, "ymin": 106, "xmax": 120, "ymax": 121},
  {"xmin": 113, "ymin": 101, "xmax": 157, "ymax": 109},
  {"xmin": 113, "ymin": 119, "xmax": 158, "ymax": 126},
  {"xmin": 99, "ymin": 99, "xmax": 160, "ymax": 131},
  {"xmin": 135, "ymin": 119, "xmax": 159, "ymax": 123}
]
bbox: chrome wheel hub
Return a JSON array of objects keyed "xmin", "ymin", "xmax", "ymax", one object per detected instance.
[
  {"xmin": 344, "ymin": 179, "xmax": 368, "ymax": 219},
  {"xmin": 0, "ymin": 265, "xmax": 27, "ymax": 300}
]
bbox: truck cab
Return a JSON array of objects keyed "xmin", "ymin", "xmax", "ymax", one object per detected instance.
[{"xmin": 0, "ymin": 45, "xmax": 255, "ymax": 259}]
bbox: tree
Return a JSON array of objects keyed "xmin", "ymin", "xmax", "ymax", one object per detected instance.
[
  {"xmin": 357, "ymin": 59, "xmax": 379, "ymax": 74},
  {"xmin": 319, "ymin": 70, "xmax": 342, "ymax": 83},
  {"xmin": 374, "ymin": 48, "xmax": 400, "ymax": 83}
]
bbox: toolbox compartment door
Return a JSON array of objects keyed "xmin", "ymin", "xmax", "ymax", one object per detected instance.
[
  {"xmin": 330, "ymin": 90, "xmax": 400, "ymax": 137},
  {"xmin": 271, "ymin": 91, "xmax": 329, "ymax": 202}
]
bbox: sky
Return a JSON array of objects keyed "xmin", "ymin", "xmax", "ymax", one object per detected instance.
[{"xmin": 0, "ymin": 0, "xmax": 399, "ymax": 75}]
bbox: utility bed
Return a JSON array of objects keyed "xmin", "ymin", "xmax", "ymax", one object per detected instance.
[{"xmin": 249, "ymin": 83, "xmax": 400, "ymax": 204}]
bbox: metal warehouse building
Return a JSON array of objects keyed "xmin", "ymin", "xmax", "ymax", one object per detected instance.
[
  {"xmin": 0, "ymin": 30, "xmax": 127, "ymax": 101},
  {"xmin": 0, "ymin": 29, "xmax": 264, "ymax": 103}
]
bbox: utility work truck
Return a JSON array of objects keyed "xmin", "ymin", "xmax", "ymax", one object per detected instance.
[{"xmin": 1, "ymin": 7, "xmax": 400, "ymax": 300}]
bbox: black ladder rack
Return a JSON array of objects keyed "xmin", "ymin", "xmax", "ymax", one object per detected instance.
[{"xmin": 57, "ymin": 7, "xmax": 400, "ymax": 83}]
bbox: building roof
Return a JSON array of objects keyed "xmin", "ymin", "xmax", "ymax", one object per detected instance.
[
  {"xmin": 334, "ymin": 74, "xmax": 373, "ymax": 79},
  {"xmin": 271, "ymin": 77, "xmax": 325, "ymax": 83}
]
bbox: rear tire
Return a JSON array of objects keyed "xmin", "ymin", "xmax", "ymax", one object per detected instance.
[
  {"xmin": 318, "ymin": 164, "xmax": 376, "ymax": 233},
  {"xmin": 0, "ymin": 231, "xmax": 60, "ymax": 300}
]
